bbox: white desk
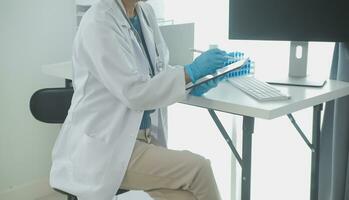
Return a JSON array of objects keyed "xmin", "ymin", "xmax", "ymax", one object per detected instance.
[
  {"xmin": 42, "ymin": 62, "xmax": 349, "ymax": 200},
  {"xmin": 42, "ymin": 61, "xmax": 73, "ymax": 80},
  {"xmin": 186, "ymin": 79, "xmax": 349, "ymax": 119}
]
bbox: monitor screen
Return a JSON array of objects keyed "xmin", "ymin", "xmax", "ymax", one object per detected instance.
[{"xmin": 229, "ymin": 0, "xmax": 349, "ymax": 42}]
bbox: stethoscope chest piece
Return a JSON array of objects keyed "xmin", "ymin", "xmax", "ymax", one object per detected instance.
[{"xmin": 156, "ymin": 57, "xmax": 164, "ymax": 72}]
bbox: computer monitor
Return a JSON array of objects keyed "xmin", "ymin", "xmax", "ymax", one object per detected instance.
[{"xmin": 229, "ymin": 0, "xmax": 349, "ymax": 86}]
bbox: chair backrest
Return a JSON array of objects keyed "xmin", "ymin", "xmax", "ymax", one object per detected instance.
[{"xmin": 30, "ymin": 87, "xmax": 74, "ymax": 123}]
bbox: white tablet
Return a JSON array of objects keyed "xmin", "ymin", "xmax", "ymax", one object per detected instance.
[{"xmin": 186, "ymin": 58, "xmax": 250, "ymax": 90}]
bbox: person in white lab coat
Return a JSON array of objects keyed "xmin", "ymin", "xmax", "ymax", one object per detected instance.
[{"xmin": 50, "ymin": 0, "xmax": 228, "ymax": 200}]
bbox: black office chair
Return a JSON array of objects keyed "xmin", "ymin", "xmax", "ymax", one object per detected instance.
[
  {"xmin": 29, "ymin": 87, "xmax": 128, "ymax": 200},
  {"xmin": 30, "ymin": 88, "xmax": 73, "ymax": 124}
]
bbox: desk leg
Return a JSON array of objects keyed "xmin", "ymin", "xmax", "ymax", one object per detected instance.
[
  {"xmin": 207, "ymin": 110, "xmax": 254, "ymax": 200},
  {"xmin": 310, "ymin": 104, "xmax": 323, "ymax": 200},
  {"xmin": 208, "ymin": 109, "xmax": 243, "ymax": 166},
  {"xmin": 241, "ymin": 116, "xmax": 254, "ymax": 200}
]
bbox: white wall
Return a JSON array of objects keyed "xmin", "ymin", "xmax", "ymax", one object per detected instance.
[{"xmin": 0, "ymin": 0, "xmax": 75, "ymax": 199}]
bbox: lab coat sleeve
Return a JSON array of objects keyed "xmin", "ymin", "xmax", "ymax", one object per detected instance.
[{"xmin": 79, "ymin": 19, "xmax": 186, "ymax": 111}]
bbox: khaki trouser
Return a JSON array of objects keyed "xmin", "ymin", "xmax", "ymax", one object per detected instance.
[{"xmin": 120, "ymin": 133, "xmax": 221, "ymax": 200}]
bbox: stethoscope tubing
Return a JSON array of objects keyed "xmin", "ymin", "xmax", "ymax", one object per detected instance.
[{"xmin": 114, "ymin": 0, "xmax": 162, "ymax": 76}]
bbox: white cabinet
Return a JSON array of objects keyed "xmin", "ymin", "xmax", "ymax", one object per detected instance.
[
  {"xmin": 75, "ymin": 0, "xmax": 95, "ymax": 26},
  {"xmin": 76, "ymin": 0, "xmax": 96, "ymax": 6}
]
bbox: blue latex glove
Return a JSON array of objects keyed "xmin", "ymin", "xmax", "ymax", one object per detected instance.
[
  {"xmin": 190, "ymin": 79, "xmax": 219, "ymax": 96},
  {"xmin": 185, "ymin": 49, "xmax": 227, "ymax": 83}
]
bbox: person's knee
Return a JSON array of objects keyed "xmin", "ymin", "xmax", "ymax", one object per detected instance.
[
  {"xmin": 182, "ymin": 151, "xmax": 212, "ymax": 174},
  {"xmin": 196, "ymin": 157, "xmax": 212, "ymax": 176},
  {"xmin": 196, "ymin": 155, "xmax": 211, "ymax": 171}
]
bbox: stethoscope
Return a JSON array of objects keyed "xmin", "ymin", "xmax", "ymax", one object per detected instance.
[{"xmin": 114, "ymin": 0, "xmax": 164, "ymax": 77}]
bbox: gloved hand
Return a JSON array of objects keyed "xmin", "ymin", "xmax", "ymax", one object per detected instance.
[
  {"xmin": 185, "ymin": 49, "xmax": 227, "ymax": 83},
  {"xmin": 190, "ymin": 78, "xmax": 219, "ymax": 96}
]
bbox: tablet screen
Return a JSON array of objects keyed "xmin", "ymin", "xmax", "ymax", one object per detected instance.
[{"xmin": 186, "ymin": 58, "xmax": 249, "ymax": 90}]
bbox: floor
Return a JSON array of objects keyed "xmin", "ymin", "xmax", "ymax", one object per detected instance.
[{"xmin": 36, "ymin": 192, "xmax": 65, "ymax": 200}]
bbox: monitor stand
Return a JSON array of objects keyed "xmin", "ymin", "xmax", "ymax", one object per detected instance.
[{"xmin": 267, "ymin": 41, "xmax": 327, "ymax": 87}]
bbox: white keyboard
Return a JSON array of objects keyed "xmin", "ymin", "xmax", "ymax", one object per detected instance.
[{"xmin": 228, "ymin": 76, "xmax": 290, "ymax": 101}]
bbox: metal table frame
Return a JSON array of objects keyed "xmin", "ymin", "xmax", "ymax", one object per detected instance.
[{"xmin": 207, "ymin": 104, "xmax": 323, "ymax": 200}]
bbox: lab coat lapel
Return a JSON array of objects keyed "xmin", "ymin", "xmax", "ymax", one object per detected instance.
[
  {"xmin": 136, "ymin": 5, "xmax": 157, "ymax": 73},
  {"xmin": 110, "ymin": 0, "xmax": 151, "ymax": 76}
]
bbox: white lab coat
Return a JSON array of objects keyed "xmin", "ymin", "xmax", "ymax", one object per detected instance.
[{"xmin": 49, "ymin": 0, "xmax": 186, "ymax": 199}]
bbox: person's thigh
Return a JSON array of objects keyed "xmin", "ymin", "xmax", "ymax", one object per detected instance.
[{"xmin": 120, "ymin": 141, "xmax": 208, "ymax": 191}]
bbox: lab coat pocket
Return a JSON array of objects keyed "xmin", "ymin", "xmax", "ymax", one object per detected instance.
[{"xmin": 73, "ymin": 134, "xmax": 113, "ymax": 184}]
